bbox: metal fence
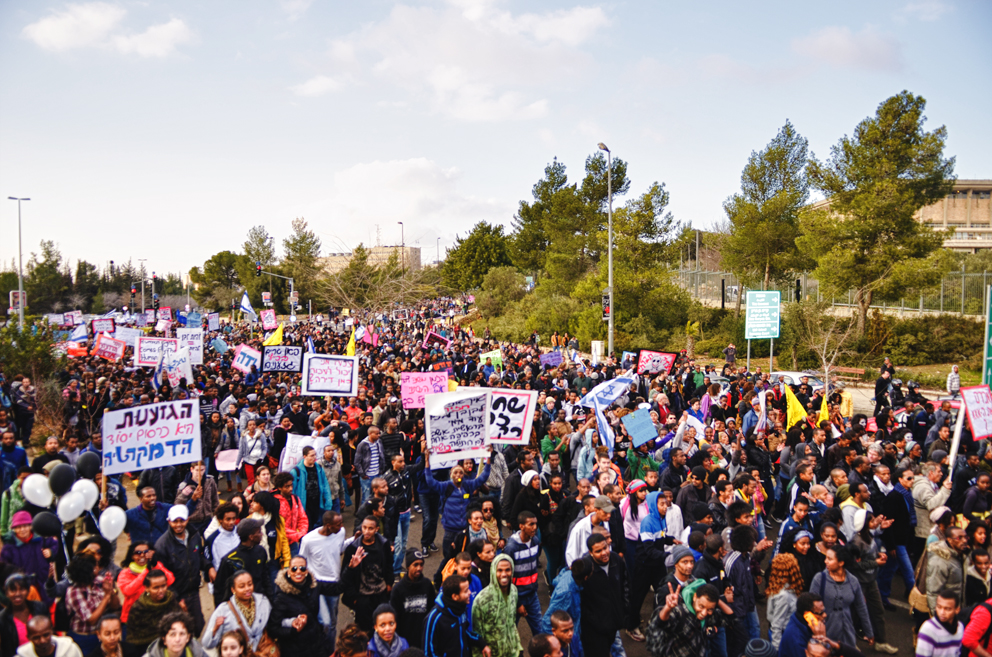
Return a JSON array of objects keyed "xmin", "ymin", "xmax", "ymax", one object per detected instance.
[{"xmin": 675, "ymin": 268, "xmax": 991, "ymax": 317}]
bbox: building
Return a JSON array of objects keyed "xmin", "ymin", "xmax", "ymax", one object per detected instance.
[
  {"xmin": 322, "ymin": 245, "xmax": 422, "ymax": 274},
  {"xmin": 916, "ymin": 179, "xmax": 992, "ymax": 252}
]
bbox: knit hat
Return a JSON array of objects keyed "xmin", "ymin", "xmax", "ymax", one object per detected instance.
[
  {"xmin": 237, "ymin": 518, "xmax": 263, "ymax": 541},
  {"xmin": 10, "ymin": 511, "xmax": 32, "ymax": 528},
  {"xmin": 521, "ymin": 470, "xmax": 538, "ymax": 487},
  {"xmin": 835, "ymin": 484, "xmax": 851, "ymax": 503},
  {"xmin": 745, "ymin": 639, "xmax": 776, "ymax": 657},
  {"xmin": 930, "ymin": 505, "xmax": 952, "ymax": 524},
  {"xmin": 932, "ymin": 450, "xmax": 948, "ymax": 464},
  {"xmin": 852, "ymin": 508, "xmax": 867, "ymax": 533},
  {"xmin": 905, "ymin": 440, "xmax": 918, "ymax": 454},
  {"xmin": 670, "ymin": 545, "xmax": 694, "ymax": 565},
  {"xmin": 691, "ymin": 466, "xmax": 707, "ymax": 480},
  {"xmin": 405, "ymin": 549, "xmax": 426, "ymax": 567},
  {"xmin": 693, "ymin": 503, "xmax": 713, "ymax": 522},
  {"xmin": 627, "ymin": 479, "xmax": 646, "ymax": 494}
]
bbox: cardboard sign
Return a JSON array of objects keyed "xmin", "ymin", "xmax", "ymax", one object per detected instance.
[
  {"xmin": 426, "ymin": 390, "xmax": 490, "ymax": 468},
  {"xmin": 154, "ymin": 319, "xmax": 168, "ymax": 333},
  {"xmin": 207, "ymin": 313, "xmax": 220, "ymax": 331},
  {"xmin": 136, "ymin": 314, "xmax": 148, "ymax": 327},
  {"xmin": 158, "ymin": 307, "xmax": 172, "ymax": 321},
  {"xmin": 400, "ymin": 372, "xmax": 449, "ymax": 409},
  {"xmin": 277, "ymin": 433, "xmax": 331, "ymax": 473},
  {"xmin": 102, "ymin": 399, "xmax": 201, "ymax": 475},
  {"xmin": 301, "ymin": 354, "xmax": 359, "ymax": 396},
  {"xmin": 430, "ymin": 359, "xmax": 453, "ymax": 374},
  {"xmin": 621, "ymin": 408, "xmax": 658, "ymax": 447},
  {"xmin": 636, "ymin": 349, "xmax": 677, "ymax": 375},
  {"xmin": 480, "ymin": 349, "xmax": 503, "ymax": 369},
  {"xmin": 93, "ymin": 335, "xmax": 126, "ymax": 361},
  {"xmin": 231, "ymin": 344, "xmax": 262, "ymax": 374},
  {"xmin": 962, "ymin": 385, "xmax": 992, "ymax": 440},
  {"xmin": 176, "ymin": 328, "xmax": 204, "ymax": 365},
  {"xmin": 91, "ymin": 318, "xmax": 115, "ymax": 334},
  {"xmin": 479, "ymin": 388, "xmax": 538, "ymax": 444},
  {"xmin": 260, "ymin": 309, "xmax": 278, "ymax": 330},
  {"xmin": 144, "ymin": 309, "xmax": 156, "ymax": 324},
  {"xmin": 423, "ymin": 330, "xmax": 451, "ymax": 351},
  {"xmin": 114, "ymin": 326, "xmax": 142, "ymax": 348},
  {"xmin": 135, "ymin": 336, "xmax": 179, "ymax": 367},
  {"xmin": 539, "ymin": 351, "xmax": 563, "ymax": 369},
  {"xmin": 261, "ymin": 345, "xmax": 305, "ymax": 373}
]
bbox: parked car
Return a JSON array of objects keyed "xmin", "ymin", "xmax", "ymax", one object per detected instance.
[{"xmin": 770, "ymin": 371, "xmax": 825, "ymax": 393}]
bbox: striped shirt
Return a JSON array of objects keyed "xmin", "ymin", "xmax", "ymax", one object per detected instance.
[
  {"xmin": 504, "ymin": 531, "xmax": 540, "ymax": 594},
  {"xmin": 917, "ymin": 617, "xmax": 963, "ymax": 657}
]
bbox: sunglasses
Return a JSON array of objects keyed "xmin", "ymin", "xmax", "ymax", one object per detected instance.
[
  {"xmin": 290, "ymin": 566, "xmax": 308, "ymax": 573},
  {"xmin": 133, "ymin": 549, "xmax": 150, "ymax": 556}
]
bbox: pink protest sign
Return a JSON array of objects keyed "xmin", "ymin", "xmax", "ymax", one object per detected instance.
[{"xmin": 400, "ymin": 372, "xmax": 449, "ymax": 409}]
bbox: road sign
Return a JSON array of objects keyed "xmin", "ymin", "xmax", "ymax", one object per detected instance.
[
  {"xmin": 745, "ymin": 290, "xmax": 781, "ymax": 340},
  {"xmin": 289, "ymin": 291, "xmax": 299, "ymax": 303},
  {"xmin": 8, "ymin": 291, "xmax": 25, "ymax": 311},
  {"xmin": 984, "ymin": 286, "xmax": 992, "ymax": 388},
  {"xmin": 262, "ymin": 292, "xmax": 272, "ymax": 306}
]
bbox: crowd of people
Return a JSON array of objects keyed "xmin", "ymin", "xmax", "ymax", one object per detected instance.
[{"xmin": 0, "ymin": 298, "xmax": 985, "ymax": 657}]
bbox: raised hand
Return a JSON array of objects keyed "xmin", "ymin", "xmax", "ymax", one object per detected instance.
[{"xmin": 665, "ymin": 582, "xmax": 681, "ymax": 609}]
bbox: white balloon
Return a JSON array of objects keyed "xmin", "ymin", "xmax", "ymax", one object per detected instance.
[
  {"xmin": 71, "ymin": 479, "xmax": 100, "ymax": 509},
  {"xmin": 99, "ymin": 506, "xmax": 126, "ymax": 541},
  {"xmin": 22, "ymin": 474, "xmax": 53, "ymax": 507},
  {"xmin": 56, "ymin": 491, "xmax": 85, "ymax": 523}
]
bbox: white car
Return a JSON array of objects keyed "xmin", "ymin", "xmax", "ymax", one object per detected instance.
[{"xmin": 769, "ymin": 371, "xmax": 825, "ymax": 393}]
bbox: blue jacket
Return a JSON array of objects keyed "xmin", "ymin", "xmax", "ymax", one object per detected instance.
[
  {"xmin": 423, "ymin": 595, "xmax": 484, "ymax": 657},
  {"xmin": 0, "ymin": 446, "xmax": 28, "ymax": 472},
  {"xmin": 423, "ymin": 462, "xmax": 491, "ymax": 532},
  {"xmin": 291, "ymin": 461, "xmax": 334, "ymax": 513},
  {"xmin": 125, "ymin": 502, "xmax": 173, "ymax": 545},
  {"xmin": 778, "ymin": 612, "xmax": 814, "ymax": 657},
  {"xmin": 539, "ymin": 569, "xmax": 584, "ymax": 657}
]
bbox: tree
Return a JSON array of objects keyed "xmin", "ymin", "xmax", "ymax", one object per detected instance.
[
  {"xmin": 442, "ymin": 222, "xmax": 513, "ymax": 291},
  {"xmin": 282, "ymin": 218, "xmax": 322, "ymax": 301},
  {"xmin": 721, "ymin": 121, "xmax": 810, "ymax": 315},
  {"xmin": 799, "ymin": 91, "xmax": 955, "ymax": 333},
  {"xmin": 189, "ymin": 251, "xmax": 242, "ymax": 310},
  {"xmin": 25, "ymin": 241, "xmax": 70, "ymax": 313},
  {"xmin": 477, "ymin": 266, "xmax": 527, "ymax": 317},
  {"xmin": 320, "ymin": 244, "xmax": 435, "ymax": 314},
  {"xmin": 237, "ymin": 226, "xmax": 279, "ymax": 305},
  {"xmin": 73, "ymin": 260, "xmax": 101, "ymax": 310},
  {"xmin": 783, "ymin": 301, "xmax": 858, "ymax": 387}
]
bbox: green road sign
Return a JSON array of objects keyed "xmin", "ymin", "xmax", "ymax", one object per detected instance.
[
  {"xmin": 984, "ymin": 286, "xmax": 992, "ymax": 388},
  {"xmin": 746, "ymin": 290, "xmax": 781, "ymax": 340}
]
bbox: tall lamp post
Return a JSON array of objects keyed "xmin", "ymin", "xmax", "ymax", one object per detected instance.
[
  {"xmin": 137, "ymin": 259, "xmax": 147, "ymax": 312},
  {"xmin": 597, "ymin": 143, "xmax": 614, "ymax": 357},
  {"xmin": 7, "ymin": 197, "xmax": 30, "ymax": 330},
  {"xmin": 397, "ymin": 222, "xmax": 405, "ymax": 270},
  {"xmin": 437, "ymin": 237, "xmax": 440, "ymax": 266}
]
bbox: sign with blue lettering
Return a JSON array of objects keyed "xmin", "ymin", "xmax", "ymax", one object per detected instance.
[{"xmin": 101, "ymin": 400, "xmax": 202, "ymax": 475}]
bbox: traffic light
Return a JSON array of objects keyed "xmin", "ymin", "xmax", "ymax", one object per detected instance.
[
  {"xmin": 153, "ymin": 294, "xmax": 160, "ymax": 310},
  {"xmin": 601, "ymin": 289, "xmax": 611, "ymax": 321},
  {"xmin": 256, "ymin": 262, "xmax": 262, "ymax": 277},
  {"xmin": 130, "ymin": 284, "xmax": 136, "ymax": 305},
  {"xmin": 795, "ymin": 279, "xmax": 802, "ymax": 303},
  {"xmin": 152, "ymin": 272, "xmax": 157, "ymax": 282}
]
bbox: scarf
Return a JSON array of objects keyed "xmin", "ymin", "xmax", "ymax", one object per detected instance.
[
  {"xmin": 234, "ymin": 595, "xmax": 256, "ymax": 626},
  {"xmin": 894, "ymin": 482, "xmax": 917, "ymax": 526},
  {"xmin": 471, "ymin": 554, "xmax": 521, "ymax": 657},
  {"xmin": 874, "ymin": 475, "xmax": 894, "ymax": 497},
  {"xmin": 372, "ymin": 634, "xmax": 405, "ymax": 657},
  {"xmin": 482, "ymin": 518, "xmax": 500, "ymax": 546}
]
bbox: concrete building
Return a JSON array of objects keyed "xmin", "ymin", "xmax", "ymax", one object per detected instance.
[
  {"xmin": 916, "ymin": 179, "xmax": 992, "ymax": 252},
  {"xmin": 322, "ymin": 245, "xmax": 422, "ymax": 274}
]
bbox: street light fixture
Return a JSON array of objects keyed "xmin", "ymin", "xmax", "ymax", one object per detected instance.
[
  {"xmin": 7, "ymin": 197, "xmax": 30, "ymax": 331},
  {"xmin": 597, "ymin": 143, "xmax": 614, "ymax": 358}
]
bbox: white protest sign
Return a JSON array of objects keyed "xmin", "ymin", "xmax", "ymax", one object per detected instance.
[
  {"xmin": 67, "ymin": 310, "xmax": 84, "ymax": 325},
  {"xmin": 207, "ymin": 313, "xmax": 220, "ymax": 331},
  {"xmin": 400, "ymin": 372, "xmax": 449, "ymax": 409},
  {"xmin": 478, "ymin": 388, "xmax": 538, "ymax": 444},
  {"xmin": 260, "ymin": 309, "xmax": 278, "ymax": 330},
  {"xmin": 176, "ymin": 328, "xmax": 204, "ymax": 365},
  {"xmin": 47, "ymin": 313, "xmax": 64, "ymax": 325},
  {"xmin": 232, "ymin": 344, "xmax": 261, "ymax": 374},
  {"xmin": 158, "ymin": 307, "xmax": 172, "ymax": 321},
  {"xmin": 164, "ymin": 347, "xmax": 194, "ymax": 387},
  {"xmin": 135, "ymin": 336, "xmax": 179, "ymax": 367},
  {"xmin": 102, "ymin": 399, "xmax": 201, "ymax": 475},
  {"xmin": 277, "ymin": 433, "xmax": 331, "ymax": 472},
  {"xmin": 91, "ymin": 318, "xmax": 115, "ymax": 334},
  {"xmin": 114, "ymin": 326, "xmax": 142, "ymax": 348},
  {"xmin": 261, "ymin": 346, "xmax": 305, "ymax": 373},
  {"xmin": 962, "ymin": 385, "xmax": 992, "ymax": 440},
  {"xmin": 301, "ymin": 354, "xmax": 359, "ymax": 396},
  {"xmin": 425, "ymin": 389, "xmax": 490, "ymax": 469}
]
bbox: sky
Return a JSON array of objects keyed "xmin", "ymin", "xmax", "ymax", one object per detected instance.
[{"xmin": 1, "ymin": 0, "xmax": 990, "ymax": 276}]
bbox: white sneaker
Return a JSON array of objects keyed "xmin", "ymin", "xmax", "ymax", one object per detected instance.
[{"xmin": 874, "ymin": 643, "xmax": 899, "ymax": 654}]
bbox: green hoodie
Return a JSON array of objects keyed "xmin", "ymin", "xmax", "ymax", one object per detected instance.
[
  {"xmin": 681, "ymin": 578, "xmax": 709, "ymax": 628},
  {"xmin": 471, "ymin": 554, "xmax": 521, "ymax": 657}
]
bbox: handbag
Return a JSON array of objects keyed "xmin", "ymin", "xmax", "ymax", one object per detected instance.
[{"xmin": 228, "ymin": 601, "xmax": 280, "ymax": 657}]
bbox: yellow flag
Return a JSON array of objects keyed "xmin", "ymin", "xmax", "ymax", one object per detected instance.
[
  {"xmin": 346, "ymin": 326, "xmax": 356, "ymax": 356},
  {"xmin": 784, "ymin": 384, "xmax": 807, "ymax": 429},
  {"xmin": 447, "ymin": 379, "xmax": 458, "ymax": 392},
  {"xmin": 262, "ymin": 323, "xmax": 284, "ymax": 346},
  {"xmin": 818, "ymin": 384, "xmax": 830, "ymax": 425}
]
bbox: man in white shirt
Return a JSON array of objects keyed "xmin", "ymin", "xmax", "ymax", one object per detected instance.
[
  {"xmin": 299, "ymin": 511, "xmax": 347, "ymax": 646},
  {"xmin": 17, "ymin": 616, "xmax": 82, "ymax": 657}
]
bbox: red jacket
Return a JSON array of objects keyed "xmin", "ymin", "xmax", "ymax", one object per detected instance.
[{"xmin": 276, "ymin": 492, "xmax": 309, "ymax": 543}]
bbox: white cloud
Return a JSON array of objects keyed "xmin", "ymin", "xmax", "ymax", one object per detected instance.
[
  {"xmin": 301, "ymin": 0, "xmax": 609, "ymax": 121},
  {"xmin": 899, "ymin": 0, "xmax": 953, "ymax": 21},
  {"xmin": 22, "ymin": 3, "xmax": 191, "ymax": 58},
  {"xmin": 281, "ymin": 0, "xmax": 313, "ymax": 20},
  {"xmin": 791, "ymin": 26, "xmax": 903, "ymax": 72},
  {"xmin": 289, "ymin": 75, "xmax": 341, "ymax": 97}
]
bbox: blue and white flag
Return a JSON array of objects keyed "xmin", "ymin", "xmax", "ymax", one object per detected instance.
[
  {"xmin": 593, "ymin": 399, "xmax": 616, "ymax": 456},
  {"xmin": 306, "ymin": 337, "xmax": 316, "ymax": 353},
  {"xmin": 68, "ymin": 324, "xmax": 88, "ymax": 342},
  {"xmin": 239, "ymin": 291, "xmax": 256, "ymax": 320},
  {"xmin": 577, "ymin": 375, "xmax": 638, "ymax": 409},
  {"xmin": 100, "ymin": 309, "xmax": 116, "ymax": 318},
  {"xmin": 151, "ymin": 351, "xmax": 166, "ymax": 391}
]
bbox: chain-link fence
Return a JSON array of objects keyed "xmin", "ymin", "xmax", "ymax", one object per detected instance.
[{"xmin": 675, "ymin": 268, "xmax": 992, "ymax": 317}]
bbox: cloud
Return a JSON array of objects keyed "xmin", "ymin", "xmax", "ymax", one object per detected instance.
[
  {"xmin": 899, "ymin": 0, "xmax": 953, "ymax": 21},
  {"xmin": 281, "ymin": 0, "xmax": 313, "ymax": 20},
  {"xmin": 23, "ymin": 3, "xmax": 191, "ymax": 57},
  {"xmin": 300, "ymin": 0, "xmax": 609, "ymax": 121},
  {"xmin": 289, "ymin": 75, "xmax": 341, "ymax": 97},
  {"xmin": 791, "ymin": 26, "xmax": 903, "ymax": 72}
]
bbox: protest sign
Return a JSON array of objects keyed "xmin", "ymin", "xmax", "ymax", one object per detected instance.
[
  {"xmin": 91, "ymin": 318, "xmax": 115, "ymax": 334},
  {"xmin": 187, "ymin": 311, "xmax": 201, "ymax": 326},
  {"xmin": 962, "ymin": 385, "xmax": 992, "ymax": 440},
  {"xmin": 636, "ymin": 350, "xmax": 677, "ymax": 375},
  {"xmin": 480, "ymin": 349, "xmax": 503, "ymax": 369},
  {"xmin": 260, "ymin": 309, "xmax": 278, "ymax": 330},
  {"xmin": 422, "ymin": 331, "xmax": 451, "ymax": 351},
  {"xmin": 539, "ymin": 351, "xmax": 563, "ymax": 369},
  {"xmin": 47, "ymin": 313, "xmax": 64, "ymax": 325},
  {"xmin": 479, "ymin": 388, "xmax": 538, "ymax": 444},
  {"xmin": 66, "ymin": 310, "xmax": 84, "ymax": 325},
  {"xmin": 102, "ymin": 399, "xmax": 201, "ymax": 476},
  {"xmin": 136, "ymin": 314, "xmax": 148, "ymax": 327},
  {"xmin": 135, "ymin": 337, "xmax": 179, "ymax": 367},
  {"xmin": 114, "ymin": 326, "xmax": 142, "ymax": 348},
  {"xmin": 163, "ymin": 347, "xmax": 193, "ymax": 387},
  {"xmin": 176, "ymin": 328, "xmax": 204, "ymax": 365},
  {"xmin": 429, "ymin": 360, "xmax": 453, "ymax": 374},
  {"xmin": 277, "ymin": 433, "xmax": 331, "ymax": 472},
  {"xmin": 400, "ymin": 372, "xmax": 449, "ymax": 409},
  {"xmin": 158, "ymin": 307, "xmax": 172, "ymax": 321},
  {"xmin": 301, "ymin": 354, "xmax": 359, "ymax": 396},
  {"xmin": 426, "ymin": 390, "xmax": 490, "ymax": 469},
  {"xmin": 93, "ymin": 335, "xmax": 126, "ymax": 361},
  {"xmin": 261, "ymin": 345, "xmax": 305, "ymax": 373},
  {"xmin": 215, "ymin": 450, "xmax": 239, "ymax": 472},
  {"xmin": 144, "ymin": 309, "xmax": 156, "ymax": 324},
  {"xmin": 211, "ymin": 338, "xmax": 228, "ymax": 354},
  {"xmin": 231, "ymin": 344, "xmax": 261, "ymax": 374},
  {"xmin": 621, "ymin": 408, "xmax": 659, "ymax": 447},
  {"xmin": 154, "ymin": 319, "xmax": 168, "ymax": 333},
  {"xmin": 207, "ymin": 313, "xmax": 220, "ymax": 331},
  {"xmin": 621, "ymin": 351, "xmax": 638, "ymax": 368}
]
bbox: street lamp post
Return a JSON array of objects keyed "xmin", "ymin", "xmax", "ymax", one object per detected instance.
[
  {"xmin": 437, "ymin": 237, "xmax": 440, "ymax": 266},
  {"xmin": 138, "ymin": 259, "xmax": 147, "ymax": 312},
  {"xmin": 397, "ymin": 222, "xmax": 405, "ymax": 270},
  {"xmin": 597, "ymin": 143, "xmax": 614, "ymax": 357},
  {"xmin": 7, "ymin": 197, "xmax": 30, "ymax": 331}
]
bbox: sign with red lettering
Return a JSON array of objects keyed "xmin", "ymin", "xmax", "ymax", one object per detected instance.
[
  {"xmin": 425, "ymin": 390, "xmax": 490, "ymax": 469},
  {"xmin": 962, "ymin": 385, "xmax": 992, "ymax": 440},
  {"xmin": 93, "ymin": 334, "xmax": 126, "ymax": 361},
  {"xmin": 135, "ymin": 336, "xmax": 179, "ymax": 367},
  {"xmin": 158, "ymin": 307, "xmax": 172, "ymax": 321},
  {"xmin": 260, "ymin": 309, "xmax": 278, "ymax": 330},
  {"xmin": 636, "ymin": 349, "xmax": 677, "ymax": 375},
  {"xmin": 261, "ymin": 346, "xmax": 305, "ymax": 373},
  {"xmin": 400, "ymin": 372, "xmax": 449, "ymax": 409},
  {"xmin": 301, "ymin": 354, "xmax": 358, "ymax": 396}
]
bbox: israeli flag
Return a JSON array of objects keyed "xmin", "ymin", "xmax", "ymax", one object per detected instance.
[
  {"xmin": 306, "ymin": 337, "xmax": 316, "ymax": 353},
  {"xmin": 239, "ymin": 291, "xmax": 256, "ymax": 319},
  {"xmin": 68, "ymin": 324, "xmax": 88, "ymax": 342},
  {"xmin": 593, "ymin": 399, "xmax": 616, "ymax": 456},
  {"xmin": 151, "ymin": 351, "xmax": 166, "ymax": 391},
  {"xmin": 577, "ymin": 375, "xmax": 638, "ymax": 409},
  {"xmin": 100, "ymin": 309, "xmax": 116, "ymax": 318}
]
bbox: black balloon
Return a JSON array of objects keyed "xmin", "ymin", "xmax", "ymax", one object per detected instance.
[
  {"xmin": 32, "ymin": 511, "xmax": 62, "ymax": 538},
  {"xmin": 48, "ymin": 463, "xmax": 76, "ymax": 497},
  {"xmin": 76, "ymin": 452, "xmax": 101, "ymax": 480}
]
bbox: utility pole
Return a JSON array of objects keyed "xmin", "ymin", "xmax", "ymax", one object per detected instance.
[
  {"xmin": 138, "ymin": 259, "xmax": 147, "ymax": 312},
  {"xmin": 7, "ymin": 197, "xmax": 29, "ymax": 331},
  {"xmin": 598, "ymin": 143, "xmax": 614, "ymax": 357}
]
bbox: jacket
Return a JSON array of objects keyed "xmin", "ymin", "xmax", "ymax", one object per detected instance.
[
  {"xmin": 424, "ymin": 462, "xmax": 492, "ymax": 532},
  {"xmin": 389, "ymin": 573, "xmax": 436, "ymax": 649},
  {"xmin": 354, "ymin": 437, "xmax": 386, "ymax": 479},
  {"xmin": 470, "ymin": 555, "xmax": 521, "ymax": 657},
  {"xmin": 578, "ymin": 552, "xmax": 627, "ymax": 636},
  {"xmin": 539, "ymin": 569, "xmax": 583, "ymax": 657},
  {"xmin": 0, "ymin": 536, "xmax": 58, "ymax": 602},
  {"xmin": 16, "ymin": 637, "xmax": 81, "ymax": 657},
  {"xmin": 913, "ymin": 475, "xmax": 951, "ymax": 539},
  {"xmin": 341, "ymin": 535, "xmax": 394, "ymax": 609},
  {"xmin": 266, "ymin": 569, "xmax": 338, "ymax": 657},
  {"xmin": 0, "ymin": 601, "xmax": 47, "ymax": 657},
  {"xmin": 201, "ymin": 594, "xmax": 271, "ymax": 651},
  {"xmin": 645, "ymin": 578, "xmax": 728, "ymax": 657},
  {"xmin": 810, "ymin": 571, "xmax": 873, "ymax": 646},
  {"xmin": 766, "ymin": 586, "xmax": 798, "ymax": 648},
  {"xmin": 117, "ymin": 563, "xmax": 176, "ymax": 622},
  {"xmin": 637, "ymin": 491, "xmax": 677, "ymax": 573},
  {"xmin": 966, "ymin": 561, "xmax": 992, "ymax": 607},
  {"xmin": 291, "ymin": 461, "xmax": 334, "ymax": 516},
  {"xmin": 213, "ymin": 544, "xmax": 270, "ymax": 605},
  {"xmin": 778, "ymin": 612, "xmax": 815, "ymax": 657},
  {"xmin": 141, "ymin": 637, "xmax": 207, "ymax": 657},
  {"xmin": 174, "ymin": 475, "xmax": 219, "ymax": 528},
  {"xmin": 275, "ymin": 492, "xmax": 309, "ymax": 544},
  {"xmin": 725, "ymin": 549, "xmax": 755, "ymax": 617},
  {"xmin": 125, "ymin": 503, "xmax": 173, "ymax": 546},
  {"xmin": 926, "ymin": 539, "xmax": 965, "ymax": 613},
  {"xmin": 137, "ymin": 467, "xmax": 179, "ymax": 504},
  {"xmin": 423, "ymin": 595, "xmax": 485, "ymax": 657},
  {"xmin": 153, "ymin": 529, "xmax": 206, "ymax": 596}
]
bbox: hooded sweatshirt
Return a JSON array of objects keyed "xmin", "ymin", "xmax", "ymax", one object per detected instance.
[
  {"xmin": 471, "ymin": 555, "xmax": 521, "ymax": 657},
  {"xmin": 637, "ymin": 491, "xmax": 677, "ymax": 570}
]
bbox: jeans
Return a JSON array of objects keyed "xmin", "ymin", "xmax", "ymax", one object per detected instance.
[
  {"xmin": 709, "ymin": 626, "xmax": 728, "ymax": 657},
  {"xmin": 359, "ymin": 477, "xmax": 372, "ymax": 507},
  {"xmin": 318, "ymin": 593, "xmax": 340, "ymax": 647},
  {"xmin": 393, "ymin": 510, "xmax": 411, "ymax": 574},
  {"xmin": 745, "ymin": 609, "xmax": 761, "ymax": 640},
  {"xmin": 517, "ymin": 590, "xmax": 543, "ymax": 635},
  {"xmin": 878, "ymin": 544, "xmax": 915, "ymax": 601},
  {"xmin": 420, "ymin": 491, "xmax": 440, "ymax": 548},
  {"xmin": 341, "ymin": 479, "xmax": 352, "ymax": 508},
  {"xmin": 610, "ymin": 630, "xmax": 627, "ymax": 657}
]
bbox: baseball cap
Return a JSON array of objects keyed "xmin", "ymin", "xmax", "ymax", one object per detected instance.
[
  {"xmin": 237, "ymin": 518, "xmax": 264, "ymax": 540},
  {"xmin": 167, "ymin": 506, "xmax": 189, "ymax": 522},
  {"xmin": 593, "ymin": 495, "xmax": 615, "ymax": 514},
  {"xmin": 389, "ymin": 397, "xmax": 399, "ymax": 403}
]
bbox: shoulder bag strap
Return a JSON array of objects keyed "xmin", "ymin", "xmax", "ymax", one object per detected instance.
[{"xmin": 227, "ymin": 600, "xmax": 255, "ymax": 649}]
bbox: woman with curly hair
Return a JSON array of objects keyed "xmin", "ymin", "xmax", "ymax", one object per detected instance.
[
  {"xmin": 765, "ymin": 553, "xmax": 803, "ymax": 648},
  {"xmin": 332, "ymin": 624, "xmax": 369, "ymax": 657}
]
